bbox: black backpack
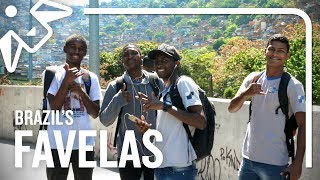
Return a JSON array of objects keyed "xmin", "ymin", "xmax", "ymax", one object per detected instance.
[
  {"xmin": 249, "ymin": 71, "xmax": 298, "ymax": 161},
  {"xmin": 40, "ymin": 67, "xmax": 91, "ymax": 130},
  {"xmin": 169, "ymin": 76, "xmax": 216, "ymax": 161},
  {"xmin": 113, "ymin": 73, "xmax": 161, "ymax": 147}
]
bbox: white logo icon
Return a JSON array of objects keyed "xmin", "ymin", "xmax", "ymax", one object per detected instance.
[{"xmin": 0, "ymin": 0, "xmax": 72, "ymax": 73}]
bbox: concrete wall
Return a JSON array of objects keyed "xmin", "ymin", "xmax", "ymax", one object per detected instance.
[{"xmin": 0, "ymin": 85, "xmax": 319, "ymax": 180}]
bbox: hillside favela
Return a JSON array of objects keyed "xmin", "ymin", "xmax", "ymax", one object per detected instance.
[
  {"xmin": 1, "ymin": 0, "xmax": 319, "ymax": 102},
  {"xmin": 1, "ymin": 0, "xmax": 320, "ymax": 180}
]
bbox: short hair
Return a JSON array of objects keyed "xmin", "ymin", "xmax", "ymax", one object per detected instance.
[
  {"xmin": 266, "ymin": 34, "xmax": 290, "ymax": 52},
  {"xmin": 121, "ymin": 44, "xmax": 141, "ymax": 56},
  {"xmin": 65, "ymin": 34, "xmax": 87, "ymax": 47}
]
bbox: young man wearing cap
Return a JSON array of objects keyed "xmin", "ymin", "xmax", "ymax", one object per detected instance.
[
  {"xmin": 228, "ymin": 35, "xmax": 305, "ymax": 180},
  {"xmin": 136, "ymin": 44, "xmax": 206, "ymax": 180}
]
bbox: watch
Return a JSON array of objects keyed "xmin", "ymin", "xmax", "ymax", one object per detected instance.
[{"xmin": 163, "ymin": 101, "xmax": 172, "ymax": 112}]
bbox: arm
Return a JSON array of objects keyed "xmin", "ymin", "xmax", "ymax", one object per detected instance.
[
  {"xmin": 286, "ymin": 112, "xmax": 305, "ymax": 180},
  {"xmin": 69, "ymin": 81, "xmax": 100, "ymax": 118},
  {"xmin": 99, "ymin": 82, "xmax": 130, "ymax": 127},
  {"xmin": 284, "ymin": 79, "xmax": 306, "ymax": 180},
  {"xmin": 137, "ymin": 92, "xmax": 205, "ymax": 130},
  {"xmin": 228, "ymin": 74, "xmax": 265, "ymax": 113},
  {"xmin": 228, "ymin": 92, "xmax": 250, "ymax": 113},
  {"xmin": 166, "ymin": 104, "xmax": 206, "ymax": 130},
  {"xmin": 48, "ymin": 64, "xmax": 83, "ymax": 110}
]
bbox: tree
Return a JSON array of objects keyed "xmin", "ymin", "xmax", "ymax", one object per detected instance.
[
  {"xmin": 224, "ymin": 23, "xmax": 238, "ymax": 37},
  {"xmin": 180, "ymin": 47, "xmax": 216, "ymax": 93}
]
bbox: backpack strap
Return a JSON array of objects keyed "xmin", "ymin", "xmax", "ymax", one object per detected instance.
[
  {"xmin": 168, "ymin": 77, "xmax": 193, "ymax": 142},
  {"xmin": 248, "ymin": 71, "xmax": 264, "ymax": 122},
  {"xmin": 276, "ymin": 72, "xmax": 291, "ymax": 117},
  {"xmin": 277, "ymin": 72, "xmax": 296, "ymax": 161},
  {"xmin": 43, "ymin": 69, "xmax": 56, "ymax": 98},
  {"xmin": 81, "ymin": 69, "xmax": 91, "ymax": 95},
  {"xmin": 41, "ymin": 68, "xmax": 56, "ymax": 130}
]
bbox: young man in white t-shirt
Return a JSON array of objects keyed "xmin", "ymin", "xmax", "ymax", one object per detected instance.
[
  {"xmin": 136, "ymin": 44, "xmax": 206, "ymax": 180},
  {"xmin": 45, "ymin": 34, "xmax": 102, "ymax": 180},
  {"xmin": 228, "ymin": 34, "xmax": 305, "ymax": 180}
]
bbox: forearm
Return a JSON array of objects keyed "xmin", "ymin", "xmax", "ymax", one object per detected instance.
[
  {"xmin": 294, "ymin": 123, "xmax": 306, "ymax": 165},
  {"xmin": 228, "ymin": 92, "xmax": 248, "ymax": 113},
  {"xmin": 167, "ymin": 106, "xmax": 206, "ymax": 130},
  {"xmin": 49, "ymin": 80, "xmax": 69, "ymax": 110},
  {"xmin": 99, "ymin": 91, "xmax": 127, "ymax": 126},
  {"xmin": 78, "ymin": 90, "xmax": 100, "ymax": 118}
]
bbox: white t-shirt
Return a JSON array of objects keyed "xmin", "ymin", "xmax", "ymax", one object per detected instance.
[
  {"xmin": 156, "ymin": 76, "xmax": 202, "ymax": 168},
  {"xmin": 44, "ymin": 66, "xmax": 102, "ymax": 150},
  {"xmin": 238, "ymin": 72, "xmax": 305, "ymax": 166}
]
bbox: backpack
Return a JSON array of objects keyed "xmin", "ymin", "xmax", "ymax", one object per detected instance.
[
  {"xmin": 40, "ymin": 67, "xmax": 91, "ymax": 130},
  {"xmin": 113, "ymin": 73, "xmax": 161, "ymax": 147},
  {"xmin": 169, "ymin": 76, "xmax": 216, "ymax": 161},
  {"xmin": 249, "ymin": 71, "xmax": 298, "ymax": 161}
]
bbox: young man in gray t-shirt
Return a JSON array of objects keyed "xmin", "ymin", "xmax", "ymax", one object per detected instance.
[{"xmin": 228, "ymin": 34, "xmax": 305, "ymax": 180}]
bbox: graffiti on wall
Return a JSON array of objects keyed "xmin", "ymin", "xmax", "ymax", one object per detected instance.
[
  {"xmin": 197, "ymin": 146, "xmax": 241, "ymax": 180},
  {"xmin": 220, "ymin": 146, "xmax": 241, "ymax": 171}
]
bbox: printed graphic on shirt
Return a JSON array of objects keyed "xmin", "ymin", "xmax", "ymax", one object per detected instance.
[
  {"xmin": 267, "ymin": 87, "xmax": 278, "ymax": 93},
  {"xmin": 298, "ymin": 95, "xmax": 305, "ymax": 104},
  {"xmin": 185, "ymin": 91, "xmax": 195, "ymax": 99},
  {"xmin": 63, "ymin": 84, "xmax": 86, "ymax": 118}
]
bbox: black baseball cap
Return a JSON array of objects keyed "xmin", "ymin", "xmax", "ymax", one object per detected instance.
[{"xmin": 148, "ymin": 44, "xmax": 181, "ymax": 61}]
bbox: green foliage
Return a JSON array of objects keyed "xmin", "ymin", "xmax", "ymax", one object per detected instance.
[
  {"xmin": 224, "ymin": 23, "xmax": 238, "ymax": 37},
  {"xmin": 214, "ymin": 48, "xmax": 265, "ymax": 97},
  {"xmin": 212, "ymin": 38, "xmax": 225, "ymax": 50},
  {"xmin": 99, "ymin": 41, "xmax": 158, "ymax": 82},
  {"xmin": 176, "ymin": 18, "xmax": 201, "ymax": 27},
  {"xmin": 285, "ymin": 37, "xmax": 306, "ymax": 87},
  {"xmin": 312, "ymin": 25, "xmax": 320, "ymax": 104},
  {"xmin": 263, "ymin": 0, "xmax": 285, "ymax": 8},
  {"xmin": 223, "ymin": 86, "xmax": 236, "ymax": 99},
  {"xmin": 180, "ymin": 47, "xmax": 216, "ymax": 92}
]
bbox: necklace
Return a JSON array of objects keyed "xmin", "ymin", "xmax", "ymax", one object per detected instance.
[{"xmin": 132, "ymin": 73, "xmax": 144, "ymax": 81}]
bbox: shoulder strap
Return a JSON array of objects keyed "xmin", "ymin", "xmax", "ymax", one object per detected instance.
[
  {"xmin": 41, "ymin": 68, "xmax": 56, "ymax": 130},
  {"xmin": 43, "ymin": 69, "xmax": 56, "ymax": 98},
  {"xmin": 249, "ymin": 71, "xmax": 264, "ymax": 122},
  {"xmin": 81, "ymin": 69, "xmax": 91, "ymax": 95},
  {"xmin": 147, "ymin": 73, "xmax": 161, "ymax": 97},
  {"xmin": 168, "ymin": 76, "xmax": 193, "ymax": 141},
  {"xmin": 277, "ymin": 72, "xmax": 291, "ymax": 118}
]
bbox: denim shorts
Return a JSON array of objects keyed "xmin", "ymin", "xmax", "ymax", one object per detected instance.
[
  {"xmin": 238, "ymin": 158, "xmax": 288, "ymax": 180},
  {"xmin": 154, "ymin": 162, "xmax": 197, "ymax": 180}
]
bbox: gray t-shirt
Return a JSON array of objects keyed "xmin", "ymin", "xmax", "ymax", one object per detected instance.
[{"xmin": 238, "ymin": 72, "xmax": 305, "ymax": 166}]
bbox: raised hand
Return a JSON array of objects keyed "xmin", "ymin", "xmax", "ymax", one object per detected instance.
[
  {"xmin": 135, "ymin": 115, "xmax": 152, "ymax": 134},
  {"xmin": 63, "ymin": 63, "xmax": 83, "ymax": 84},
  {"xmin": 68, "ymin": 81, "xmax": 84, "ymax": 94},
  {"xmin": 243, "ymin": 75, "xmax": 267, "ymax": 97},
  {"xmin": 136, "ymin": 92, "xmax": 163, "ymax": 111},
  {"xmin": 121, "ymin": 83, "xmax": 132, "ymax": 103}
]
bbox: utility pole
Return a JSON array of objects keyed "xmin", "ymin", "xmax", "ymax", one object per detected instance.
[
  {"xmin": 89, "ymin": 0, "xmax": 100, "ymax": 76},
  {"xmin": 28, "ymin": 0, "xmax": 33, "ymax": 81}
]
